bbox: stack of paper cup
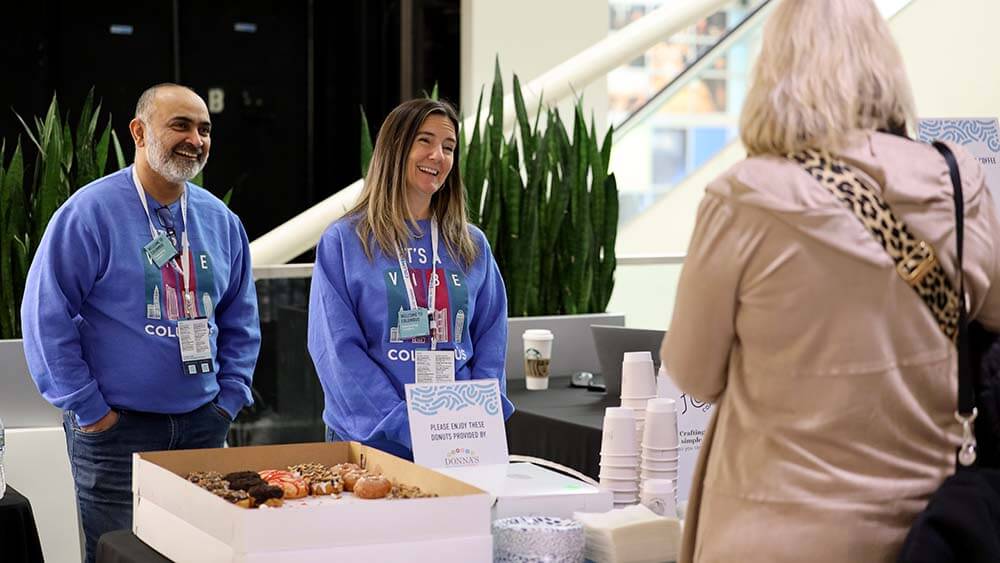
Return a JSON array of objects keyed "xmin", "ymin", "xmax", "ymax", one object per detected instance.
[
  {"xmin": 656, "ymin": 364, "xmax": 673, "ymax": 398},
  {"xmin": 621, "ymin": 351, "xmax": 657, "ymax": 451},
  {"xmin": 599, "ymin": 407, "xmax": 640, "ymax": 508},
  {"xmin": 640, "ymin": 398, "xmax": 679, "ymax": 483},
  {"xmin": 640, "ymin": 478, "xmax": 677, "ymax": 517}
]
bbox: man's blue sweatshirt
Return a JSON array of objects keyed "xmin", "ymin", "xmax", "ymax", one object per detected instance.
[
  {"xmin": 308, "ymin": 217, "xmax": 515, "ymax": 459},
  {"xmin": 20, "ymin": 166, "xmax": 260, "ymax": 426}
]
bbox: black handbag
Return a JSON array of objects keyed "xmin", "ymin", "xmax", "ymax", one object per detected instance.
[{"xmin": 894, "ymin": 142, "xmax": 1000, "ymax": 562}]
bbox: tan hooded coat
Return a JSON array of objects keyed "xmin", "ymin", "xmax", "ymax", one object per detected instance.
[{"xmin": 663, "ymin": 131, "xmax": 1000, "ymax": 562}]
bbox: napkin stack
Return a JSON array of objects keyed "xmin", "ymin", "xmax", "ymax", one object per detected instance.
[{"xmin": 573, "ymin": 505, "xmax": 681, "ymax": 563}]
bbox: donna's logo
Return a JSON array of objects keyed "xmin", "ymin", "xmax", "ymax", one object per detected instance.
[{"xmin": 444, "ymin": 447, "xmax": 480, "ymax": 467}]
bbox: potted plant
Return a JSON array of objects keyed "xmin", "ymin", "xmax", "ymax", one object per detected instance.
[
  {"xmin": 362, "ymin": 62, "xmax": 622, "ymax": 379},
  {"xmin": 0, "ymin": 89, "xmax": 127, "ymax": 426}
]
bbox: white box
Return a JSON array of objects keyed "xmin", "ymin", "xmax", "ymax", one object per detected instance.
[
  {"xmin": 440, "ymin": 462, "xmax": 613, "ymax": 519},
  {"xmin": 132, "ymin": 442, "xmax": 492, "ymax": 562}
]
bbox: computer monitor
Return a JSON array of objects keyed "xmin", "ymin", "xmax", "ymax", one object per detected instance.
[{"xmin": 590, "ymin": 325, "xmax": 666, "ymax": 400}]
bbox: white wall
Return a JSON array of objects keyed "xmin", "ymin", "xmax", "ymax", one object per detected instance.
[
  {"xmin": 893, "ymin": 0, "xmax": 1000, "ymax": 119},
  {"xmin": 460, "ymin": 0, "xmax": 609, "ymax": 130}
]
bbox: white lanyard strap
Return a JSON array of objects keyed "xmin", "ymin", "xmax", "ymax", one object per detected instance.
[
  {"xmin": 132, "ymin": 166, "xmax": 194, "ymax": 318},
  {"xmin": 395, "ymin": 220, "xmax": 440, "ymax": 349}
]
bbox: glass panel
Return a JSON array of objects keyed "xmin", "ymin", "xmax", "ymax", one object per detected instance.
[
  {"xmin": 606, "ymin": 263, "xmax": 683, "ymax": 330},
  {"xmin": 228, "ymin": 275, "xmax": 323, "ymax": 447},
  {"xmin": 607, "ymin": 0, "xmax": 767, "ymax": 127},
  {"xmin": 610, "ymin": 3, "xmax": 767, "ymax": 241}
]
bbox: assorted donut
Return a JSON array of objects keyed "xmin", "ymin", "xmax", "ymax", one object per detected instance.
[{"xmin": 185, "ymin": 461, "xmax": 436, "ymax": 509}]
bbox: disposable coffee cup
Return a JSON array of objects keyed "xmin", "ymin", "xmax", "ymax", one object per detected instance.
[
  {"xmin": 640, "ymin": 491, "xmax": 677, "ymax": 517},
  {"xmin": 599, "ymin": 465, "xmax": 639, "ymax": 479},
  {"xmin": 641, "ymin": 468, "xmax": 678, "ymax": 480},
  {"xmin": 621, "ymin": 352, "xmax": 657, "ymax": 399},
  {"xmin": 641, "ymin": 448, "xmax": 679, "ymax": 462},
  {"xmin": 600, "ymin": 453, "xmax": 641, "ymax": 467},
  {"xmin": 601, "ymin": 408, "xmax": 638, "ymax": 455},
  {"xmin": 643, "ymin": 407, "xmax": 679, "ymax": 449},
  {"xmin": 656, "ymin": 365, "xmax": 676, "ymax": 399},
  {"xmin": 612, "ymin": 491, "xmax": 639, "ymax": 504},
  {"xmin": 599, "ymin": 476, "xmax": 639, "ymax": 492},
  {"xmin": 523, "ymin": 329, "xmax": 554, "ymax": 390},
  {"xmin": 642, "ymin": 459, "xmax": 679, "ymax": 471}
]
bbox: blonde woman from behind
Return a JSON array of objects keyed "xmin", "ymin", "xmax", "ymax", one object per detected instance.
[{"xmin": 661, "ymin": 1, "xmax": 1000, "ymax": 561}]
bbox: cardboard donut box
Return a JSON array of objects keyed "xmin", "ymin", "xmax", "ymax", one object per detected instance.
[{"xmin": 131, "ymin": 441, "xmax": 493, "ymax": 562}]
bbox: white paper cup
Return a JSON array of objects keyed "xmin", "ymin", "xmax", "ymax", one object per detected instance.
[
  {"xmin": 612, "ymin": 490, "xmax": 640, "ymax": 503},
  {"xmin": 643, "ymin": 409, "xmax": 679, "ymax": 449},
  {"xmin": 656, "ymin": 371, "xmax": 673, "ymax": 399},
  {"xmin": 641, "ymin": 478, "xmax": 674, "ymax": 494},
  {"xmin": 599, "ymin": 466, "xmax": 639, "ymax": 479},
  {"xmin": 641, "ymin": 444, "xmax": 679, "ymax": 452},
  {"xmin": 600, "ymin": 456, "xmax": 640, "ymax": 469},
  {"xmin": 601, "ymin": 408, "xmax": 638, "ymax": 455},
  {"xmin": 641, "ymin": 449, "xmax": 679, "ymax": 462},
  {"xmin": 523, "ymin": 329, "xmax": 553, "ymax": 390},
  {"xmin": 621, "ymin": 399, "xmax": 654, "ymax": 413},
  {"xmin": 621, "ymin": 353, "xmax": 657, "ymax": 399},
  {"xmin": 641, "ymin": 468, "xmax": 679, "ymax": 480},
  {"xmin": 646, "ymin": 398, "xmax": 676, "ymax": 413},
  {"xmin": 600, "ymin": 476, "xmax": 639, "ymax": 492},
  {"xmin": 641, "ymin": 459, "xmax": 679, "ymax": 471},
  {"xmin": 640, "ymin": 491, "xmax": 677, "ymax": 517}
]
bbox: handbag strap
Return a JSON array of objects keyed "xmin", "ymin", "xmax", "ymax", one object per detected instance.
[
  {"xmin": 791, "ymin": 149, "xmax": 962, "ymax": 340},
  {"xmin": 932, "ymin": 141, "xmax": 979, "ymax": 467}
]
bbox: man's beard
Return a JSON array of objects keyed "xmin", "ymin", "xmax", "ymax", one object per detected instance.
[{"xmin": 146, "ymin": 133, "xmax": 207, "ymax": 184}]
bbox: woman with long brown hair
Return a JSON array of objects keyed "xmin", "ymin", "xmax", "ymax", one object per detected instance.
[{"xmin": 308, "ymin": 99, "xmax": 513, "ymax": 459}]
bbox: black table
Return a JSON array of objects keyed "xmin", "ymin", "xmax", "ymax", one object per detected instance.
[
  {"xmin": 0, "ymin": 485, "xmax": 44, "ymax": 563},
  {"xmin": 97, "ymin": 530, "xmax": 170, "ymax": 563},
  {"xmin": 505, "ymin": 375, "xmax": 609, "ymax": 480}
]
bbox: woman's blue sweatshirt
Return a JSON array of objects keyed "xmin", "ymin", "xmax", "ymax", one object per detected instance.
[{"xmin": 308, "ymin": 217, "xmax": 514, "ymax": 459}]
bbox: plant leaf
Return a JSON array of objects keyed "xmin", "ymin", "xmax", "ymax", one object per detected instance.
[
  {"xmin": 112, "ymin": 129, "xmax": 127, "ymax": 169},
  {"xmin": 360, "ymin": 106, "xmax": 374, "ymax": 178}
]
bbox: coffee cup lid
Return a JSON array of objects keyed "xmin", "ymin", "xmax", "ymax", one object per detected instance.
[{"xmin": 523, "ymin": 329, "xmax": 554, "ymax": 340}]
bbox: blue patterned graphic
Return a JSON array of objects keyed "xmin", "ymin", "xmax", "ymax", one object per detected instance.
[
  {"xmin": 917, "ymin": 119, "xmax": 1000, "ymax": 152},
  {"xmin": 410, "ymin": 382, "xmax": 500, "ymax": 416}
]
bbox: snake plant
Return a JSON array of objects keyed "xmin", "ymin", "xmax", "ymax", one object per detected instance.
[{"xmin": 0, "ymin": 88, "xmax": 126, "ymax": 339}]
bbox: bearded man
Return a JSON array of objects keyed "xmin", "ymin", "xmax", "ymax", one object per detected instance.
[{"xmin": 20, "ymin": 83, "xmax": 260, "ymax": 563}]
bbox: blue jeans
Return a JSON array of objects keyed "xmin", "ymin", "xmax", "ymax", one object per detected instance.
[
  {"xmin": 325, "ymin": 426, "xmax": 344, "ymax": 442},
  {"xmin": 63, "ymin": 402, "xmax": 231, "ymax": 563}
]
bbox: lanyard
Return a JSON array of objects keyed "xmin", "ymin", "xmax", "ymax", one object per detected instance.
[
  {"xmin": 396, "ymin": 220, "xmax": 440, "ymax": 350},
  {"xmin": 132, "ymin": 166, "xmax": 195, "ymax": 319}
]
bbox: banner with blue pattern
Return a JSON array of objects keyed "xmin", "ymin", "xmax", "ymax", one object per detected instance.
[{"xmin": 918, "ymin": 117, "xmax": 1000, "ymax": 209}]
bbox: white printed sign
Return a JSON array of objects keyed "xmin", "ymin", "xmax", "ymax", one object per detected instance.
[
  {"xmin": 656, "ymin": 368, "xmax": 713, "ymax": 504},
  {"xmin": 917, "ymin": 118, "xmax": 1000, "ymax": 208},
  {"xmin": 406, "ymin": 380, "xmax": 509, "ymax": 468}
]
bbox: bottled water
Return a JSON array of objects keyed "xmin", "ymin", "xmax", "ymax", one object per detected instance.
[{"xmin": 0, "ymin": 416, "xmax": 5, "ymax": 499}]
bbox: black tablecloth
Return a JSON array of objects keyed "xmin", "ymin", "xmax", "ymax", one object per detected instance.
[
  {"xmin": 505, "ymin": 375, "xmax": 610, "ymax": 480},
  {"xmin": 97, "ymin": 530, "xmax": 171, "ymax": 563},
  {"xmin": 0, "ymin": 485, "xmax": 44, "ymax": 563}
]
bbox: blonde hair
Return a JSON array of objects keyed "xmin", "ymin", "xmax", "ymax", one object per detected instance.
[
  {"xmin": 740, "ymin": 0, "xmax": 916, "ymax": 156},
  {"xmin": 348, "ymin": 99, "xmax": 478, "ymax": 268}
]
